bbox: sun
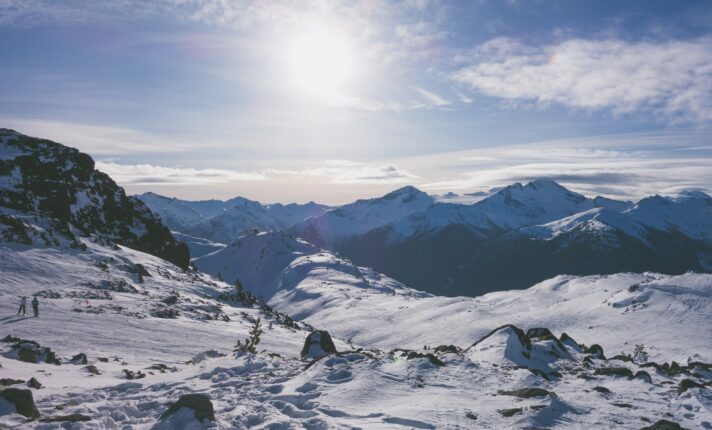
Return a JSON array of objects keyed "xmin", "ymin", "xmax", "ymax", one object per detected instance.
[{"xmin": 282, "ymin": 23, "xmax": 359, "ymax": 100}]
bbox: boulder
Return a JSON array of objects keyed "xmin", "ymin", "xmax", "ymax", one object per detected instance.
[
  {"xmin": 84, "ymin": 365, "xmax": 101, "ymax": 375},
  {"xmin": 71, "ymin": 353, "xmax": 88, "ymax": 365},
  {"xmin": 585, "ymin": 344, "xmax": 606, "ymax": 359},
  {"xmin": 26, "ymin": 378, "xmax": 42, "ymax": 389},
  {"xmin": 301, "ymin": 331, "xmax": 337, "ymax": 359},
  {"xmin": 0, "ymin": 388, "xmax": 40, "ymax": 418},
  {"xmin": 433, "ymin": 345, "xmax": 460, "ymax": 354},
  {"xmin": 594, "ymin": 367, "xmax": 633, "ymax": 378},
  {"xmin": 17, "ymin": 344, "xmax": 38, "ymax": 364},
  {"xmin": 640, "ymin": 419, "xmax": 688, "ymax": 430},
  {"xmin": 498, "ymin": 387, "xmax": 551, "ymax": 398},
  {"xmin": 0, "ymin": 379, "xmax": 24, "ymax": 386},
  {"xmin": 633, "ymin": 370, "xmax": 652, "ymax": 383},
  {"xmin": 160, "ymin": 393, "xmax": 215, "ymax": 422}
]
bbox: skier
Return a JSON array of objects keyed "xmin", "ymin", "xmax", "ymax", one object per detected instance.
[
  {"xmin": 17, "ymin": 296, "xmax": 27, "ymax": 315},
  {"xmin": 31, "ymin": 297, "xmax": 39, "ymax": 318}
]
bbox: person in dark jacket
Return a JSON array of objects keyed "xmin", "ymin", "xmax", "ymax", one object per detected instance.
[
  {"xmin": 17, "ymin": 296, "xmax": 27, "ymax": 315},
  {"xmin": 31, "ymin": 297, "xmax": 39, "ymax": 317}
]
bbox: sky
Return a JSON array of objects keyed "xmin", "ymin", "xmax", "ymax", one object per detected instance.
[{"xmin": 1, "ymin": 0, "xmax": 711, "ymax": 204}]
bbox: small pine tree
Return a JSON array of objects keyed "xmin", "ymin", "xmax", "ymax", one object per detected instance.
[{"xmin": 235, "ymin": 318, "xmax": 263, "ymax": 354}]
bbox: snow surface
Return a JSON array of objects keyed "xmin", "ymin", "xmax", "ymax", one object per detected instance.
[{"xmin": 1, "ymin": 237, "xmax": 711, "ymax": 428}]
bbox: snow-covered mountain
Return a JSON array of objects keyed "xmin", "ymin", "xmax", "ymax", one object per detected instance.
[
  {"xmin": 296, "ymin": 180, "xmax": 711, "ymax": 296},
  {"xmin": 297, "ymin": 185, "xmax": 434, "ymax": 247},
  {"xmin": 0, "ymin": 129, "xmax": 189, "ymax": 268},
  {"xmin": 138, "ymin": 192, "xmax": 329, "ymax": 252}
]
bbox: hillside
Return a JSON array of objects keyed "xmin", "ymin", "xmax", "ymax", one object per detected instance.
[
  {"xmin": 2, "ymin": 235, "xmax": 710, "ymax": 429},
  {"xmin": 0, "ymin": 129, "xmax": 189, "ymax": 268}
]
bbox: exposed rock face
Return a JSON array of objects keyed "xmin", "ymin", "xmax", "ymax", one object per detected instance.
[
  {"xmin": 0, "ymin": 129, "xmax": 189, "ymax": 269},
  {"xmin": 0, "ymin": 388, "xmax": 40, "ymax": 418},
  {"xmin": 301, "ymin": 330, "xmax": 337, "ymax": 359},
  {"xmin": 160, "ymin": 393, "xmax": 216, "ymax": 422}
]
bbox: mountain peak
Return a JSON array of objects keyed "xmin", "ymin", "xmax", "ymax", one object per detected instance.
[{"xmin": 383, "ymin": 185, "xmax": 425, "ymax": 198}]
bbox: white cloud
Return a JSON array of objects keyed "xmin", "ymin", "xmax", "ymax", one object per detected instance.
[
  {"xmin": 415, "ymin": 134, "xmax": 712, "ymax": 200},
  {"xmin": 452, "ymin": 37, "xmax": 712, "ymax": 123},
  {"xmin": 416, "ymin": 87, "xmax": 450, "ymax": 107},
  {"xmin": 96, "ymin": 162, "xmax": 267, "ymax": 186},
  {"xmin": 301, "ymin": 161, "xmax": 419, "ymax": 184},
  {"xmin": 1, "ymin": 118, "xmax": 205, "ymax": 155}
]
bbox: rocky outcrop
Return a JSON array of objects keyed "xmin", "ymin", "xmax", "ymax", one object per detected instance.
[
  {"xmin": 301, "ymin": 330, "xmax": 337, "ymax": 359},
  {"xmin": 0, "ymin": 129, "xmax": 189, "ymax": 268},
  {"xmin": 160, "ymin": 393, "xmax": 216, "ymax": 422}
]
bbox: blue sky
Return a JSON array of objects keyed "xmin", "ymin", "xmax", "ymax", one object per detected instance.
[{"xmin": 1, "ymin": 0, "xmax": 710, "ymax": 204}]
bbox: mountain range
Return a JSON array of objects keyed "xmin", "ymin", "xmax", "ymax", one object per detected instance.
[{"xmin": 141, "ymin": 178, "xmax": 712, "ymax": 296}]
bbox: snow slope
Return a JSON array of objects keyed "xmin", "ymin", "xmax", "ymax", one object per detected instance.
[
  {"xmin": 1, "ymin": 236, "xmax": 711, "ymax": 428},
  {"xmin": 195, "ymin": 231, "xmax": 712, "ymax": 364}
]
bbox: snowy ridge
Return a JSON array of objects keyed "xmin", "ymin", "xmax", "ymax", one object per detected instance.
[
  {"xmin": 297, "ymin": 186, "xmax": 434, "ymax": 246},
  {"xmin": 138, "ymin": 192, "xmax": 329, "ymax": 251}
]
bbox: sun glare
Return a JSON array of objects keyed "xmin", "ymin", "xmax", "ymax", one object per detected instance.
[{"xmin": 282, "ymin": 23, "xmax": 359, "ymax": 100}]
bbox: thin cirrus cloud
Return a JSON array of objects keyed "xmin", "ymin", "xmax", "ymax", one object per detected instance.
[
  {"xmin": 95, "ymin": 160, "xmax": 418, "ymax": 188},
  {"xmin": 95, "ymin": 162, "xmax": 267, "ymax": 186},
  {"xmin": 301, "ymin": 161, "xmax": 419, "ymax": 185},
  {"xmin": 418, "ymin": 137, "xmax": 712, "ymax": 200},
  {"xmin": 452, "ymin": 37, "xmax": 712, "ymax": 123}
]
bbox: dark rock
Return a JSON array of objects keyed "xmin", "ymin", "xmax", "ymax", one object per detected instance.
[
  {"xmin": 17, "ymin": 344, "xmax": 38, "ymax": 363},
  {"xmin": 593, "ymin": 386, "xmax": 611, "ymax": 394},
  {"xmin": 123, "ymin": 369, "xmax": 145, "ymax": 380},
  {"xmin": 160, "ymin": 393, "xmax": 215, "ymax": 422},
  {"xmin": 1, "ymin": 335, "xmax": 21, "ymax": 343},
  {"xmin": 640, "ymin": 419, "xmax": 688, "ymax": 430},
  {"xmin": 585, "ymin": 344, "xmax": 606, "ymax": 359},
  {"xmin": 433, "ymin": 344, "xmax": 460, "ymax": 354},
  {"xmin": 405, "ymin": 351, "xmax": 444, "ymax": 367},
  {"xmin": 301, "ymin": 330, "xmax": 337, "ymax": 359},
  {"xmin": 83, "ymin": 365, "xmax": 101, "ymax": 375},
  {"xmin": 613, "ymin": 403, "xmax": 633, "ymax": 408},
  {"xmin": 611, "ymin": 354, "xmax": 633, "ymax": 362},
  {"xmin": 559, "ymin": 332, "xmax": 580, "ymax": 348},
  {"xmin": 0, "ymin": 388, "xmax": 40, "ymax": 418},
  {"xmin": 162, "ymin": 295, "xmax": 178, "ymax": 305},
  {"xmin": 594, "ymin": 367, "xmax": 633, "ymax": 378},
  {"xmin": 498, "ymin": 387, "xmax": 551, "ymax": 398},
  {"xmin": 0, "ymin": 378, "xmax": 24, "ymax": 386},
  {"xmin": 39, "ymin": 413, "xmax": 91, "ymax": 423},
  {"xmin": 497, "ymin": 407, "xmax": 523, "ymax": 417},
  {"xmin": 71, "ymin": 353, "xmax": 88, "ymax": 365},
  {"xmin": 97, "ymin": 357, "xmax": 109, "ymax": 363},
  {"xmin": 26, "ymin": 377, "xmax": 42, "ymax": 389},
  {"xmin": 634, "ymin": 370, "xmax": 652, "ymax": 383},
  {"xmin": 677, "ymin": 379, "xmax": 703, "ymax": 395}
]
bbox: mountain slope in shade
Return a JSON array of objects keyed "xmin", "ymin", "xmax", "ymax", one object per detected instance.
[
  {"xmin": 0, "ymin": 129, "xmax": 189, "ymax": 268},
  {"xmin": 304, "ymin": 181, "xmax": 711, "ymax": 296}
]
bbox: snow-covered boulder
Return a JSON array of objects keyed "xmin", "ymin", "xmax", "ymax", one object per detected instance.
[
  {"xmin": 301, "ymin": 330, "xmax": 337, "ymax": 359},
  {"xmin": 159, "ymin": 393, "xmax": 216, "ymax": 425}
]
